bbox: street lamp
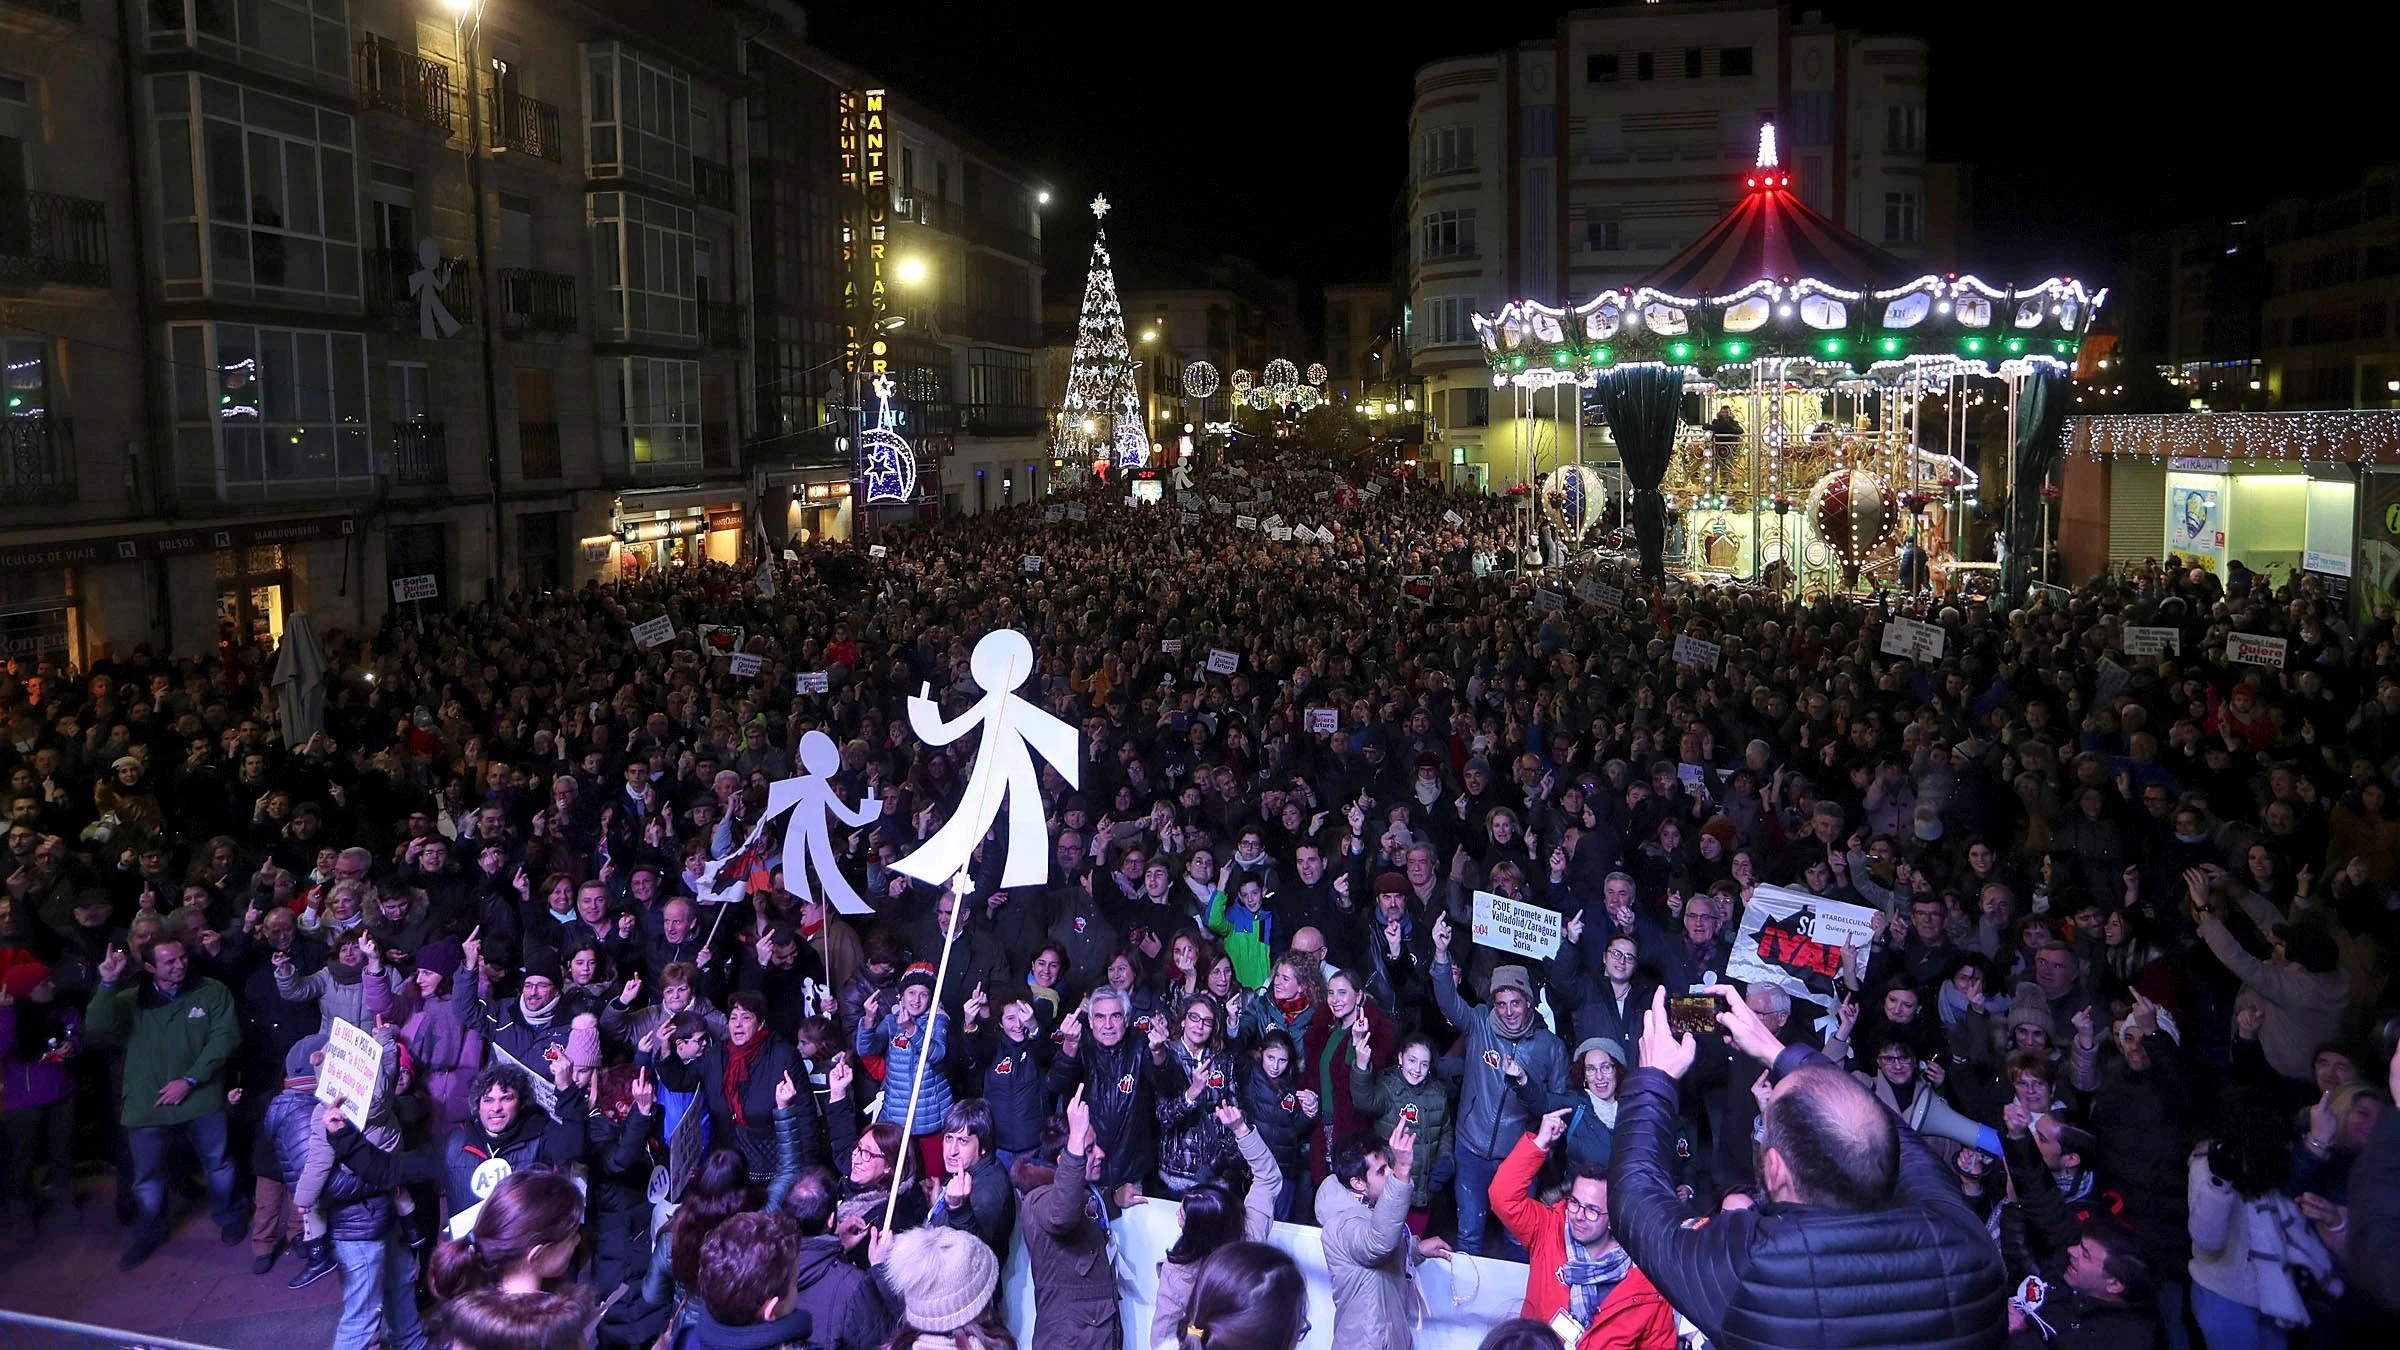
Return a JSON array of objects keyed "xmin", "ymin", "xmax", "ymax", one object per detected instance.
[
  {"xmin": 1140, "ymin": 330, "xmax": 1157, "ymax": 343},
  {"xmin": 895, "ymin": 257, "xmax": 928, "ymax": 286},
  {"xmin": 1036, "ymin": 189, "xmax": 1051, "ymax": 205},
  {"xmin": 876, "ymin": 315, "xmax": 906, "ymax": 332}
]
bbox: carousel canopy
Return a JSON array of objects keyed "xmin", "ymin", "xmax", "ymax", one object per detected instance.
[
  {"xmin": 1644, "ymin": 125, "xmax": 1908, "ymax": 296},
  {"xmin": 1471, "ymin": 123, "xmax": 2104, "ymax": 387}
]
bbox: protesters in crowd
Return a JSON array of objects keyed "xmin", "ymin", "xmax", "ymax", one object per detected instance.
[
  {"xmin": 6, "ymin": 459, "xmax": 2400, "ymax": 1350},
  {"xmin": 1172, "ymin": 1241, "xmax": 1310, "ymax": 1350}
]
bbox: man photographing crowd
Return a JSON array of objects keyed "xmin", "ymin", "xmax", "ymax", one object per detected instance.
[{"xmin": 1616, "ymin": 983, "xmax": 2007, "ymax": 1349}]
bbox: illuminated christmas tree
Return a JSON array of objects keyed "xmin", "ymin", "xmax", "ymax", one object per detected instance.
[{"xmin": 1054, "ymin": 195, "xmax": 1148, "ymax": 471}]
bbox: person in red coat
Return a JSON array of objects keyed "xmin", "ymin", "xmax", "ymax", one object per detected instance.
[
  {"xmin": 1303, "ymin": 972, "xmax": 1395, "ymax": 1211},
  {"xmin": 1491, "ymin": 1107, "xmax": 1676, "ymax": 1350}
]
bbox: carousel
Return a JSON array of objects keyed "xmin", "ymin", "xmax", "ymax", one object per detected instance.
[{"xmin": 1472, "ymin": 125, "xmax": 2101, "ymax": 599}]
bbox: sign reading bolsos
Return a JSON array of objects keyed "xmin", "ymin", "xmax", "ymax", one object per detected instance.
[
  {"xmin": 2227, "ymin": 632, "xmax": 2287, "ymax": 668},
  {"xmin": 1470, "ymin": 890, "xmax": 1560, "ymax": 961},
  {"xmin": 631, "ymin": 614, "xmax": 676, "ymax": 649}
]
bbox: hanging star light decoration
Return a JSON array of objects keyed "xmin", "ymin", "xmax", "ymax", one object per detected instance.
[
  {"xmin": 859, "ymin": 373, "xmax": 918, "ymax": 504},
  {"xmin": 1091, "ymin": 194, "xmax": 1110, "ymax": 219}
]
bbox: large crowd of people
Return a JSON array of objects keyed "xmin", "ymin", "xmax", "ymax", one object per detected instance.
[{"xmin": 3, "ymin": 451, "xmax": 2398, "ymax": 1350}]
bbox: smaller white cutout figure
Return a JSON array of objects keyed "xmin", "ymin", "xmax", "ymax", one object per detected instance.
[
  {"xmin": 893, "ymin": 629, "xmax": 1079, "ymax": 891},
  {"xmin": 766, "ymin": 730, "xmax": 882, "ymax": 913}
]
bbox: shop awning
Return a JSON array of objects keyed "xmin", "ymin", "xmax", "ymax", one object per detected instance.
[{"xmin": 613, "ymin": 484, "xmax": 744, "ymax": 514}]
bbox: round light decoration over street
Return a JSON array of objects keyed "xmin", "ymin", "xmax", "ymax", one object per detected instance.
[
  {"xmin": 1305, "ymin": 363, "xmax": 1328, "ymax": 386},
  {"xmin": 1264, "ymin": 358, "xmax": 1299, "ymax": 389},
  {"xmin": 1182, "ymin": 361, "xmax": 1220, "ymax": 399},
  {"xmin": 1229, "ymin": 369, "xmax": 1254, "ymax": 393}
]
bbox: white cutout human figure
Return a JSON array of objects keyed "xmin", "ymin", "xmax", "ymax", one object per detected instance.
[
  {"xmin": 763, "ymin": 730, "xmax": 881, "ymax": 913},
  {"xmin": 703, "ymin": 729, "xmax": 881, "ymax": 914},
  {"xmin": 893, "ymin": 629, "xmax": 1079, "ymax": 891},
  {"xmin": 409, "ymin": 238, "xmax": 461, "ymax": 340},
  {"xmin": 1170, "ymin": 459, "xmax": 1193, "ymax": 493}
]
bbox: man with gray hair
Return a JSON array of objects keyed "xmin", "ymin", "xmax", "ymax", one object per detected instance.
[{"xmin": 1044, "ymin": 983, "xmax": 1183, "ymax": 1203}]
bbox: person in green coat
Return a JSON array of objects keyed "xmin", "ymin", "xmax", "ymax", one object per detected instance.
[
  {"xmin": 1349, "ymin": 1025, "xmax": 1454, "ymax": 1214},
  {"xmin": 85, "ymin": 937, "xmax": 247, "ymax": 1269},
  {"xmin": 1205, "ymin": 876, "xmax": 1274, "ymax": 989}
]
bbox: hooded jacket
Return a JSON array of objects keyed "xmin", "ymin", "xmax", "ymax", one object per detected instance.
[
  {"xmin": 1430, "ymin": 954, "xmax": 1569, "ymax": 1161},
  {"xmin": 957, "ymin": 1017, "xmax": 1048, "ymax": 1153},
  {"xmin": 785, "ymin": 1233, "xmax": 890, "ymax": 1350},
  {"xmin": 668, "ymin": 1305, "xmax": 812, "ymax": 1350},
  {"xmin": 1314, "ymin": 1169, "xmax": 1418, "ymax": 1350}
]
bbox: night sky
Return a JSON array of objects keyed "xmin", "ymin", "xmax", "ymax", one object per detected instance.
[{"xmin": 807, "ymin": 3, "xmax": 2381, "ymax": 320}]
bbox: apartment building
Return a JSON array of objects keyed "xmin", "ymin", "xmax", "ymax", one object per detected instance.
[
  {"xmin": 2261, "ymin": 163, "xmax": 2400, "ymax": 409},
  {"xmin": 0, "ymin": 0, "xmax": 1043, "ymax": 666},
  {"xmin": 1407, "ymin": 0, "xmax": 1946, "ymax": 488}
]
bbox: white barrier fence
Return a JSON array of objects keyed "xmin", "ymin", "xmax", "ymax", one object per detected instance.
[{"xmin": 998, "ymin": 1191, "xmax": 1532, "ymax": 1350}]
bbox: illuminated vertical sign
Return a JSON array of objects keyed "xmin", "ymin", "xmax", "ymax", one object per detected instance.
[{"xmin": 838, "ymin": 89, "xmax": 890, "ymax": 381}]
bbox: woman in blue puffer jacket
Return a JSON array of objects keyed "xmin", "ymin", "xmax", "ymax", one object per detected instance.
[{"xmin": 857, "ymin": 962, "xmax": 952, "ymax": 1185}]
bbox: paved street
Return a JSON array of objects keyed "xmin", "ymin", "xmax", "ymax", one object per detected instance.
[{"xmin": 0, "ymin": 1177, "xmax": 340, "ymax": 1348}]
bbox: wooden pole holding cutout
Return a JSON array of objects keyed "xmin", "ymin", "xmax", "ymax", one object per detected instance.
[{"xmin": 881, "ymin": 869, "xmax": 969, "ymax": 1234}]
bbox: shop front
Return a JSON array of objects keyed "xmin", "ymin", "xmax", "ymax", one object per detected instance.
[
  {"xmin": 611, "ymin": 487, "xmax": 747, "ymax": 578},
  {"xmin": 2065, "ymin": 412, "xmax": 2393, "ymax": 611},
  {"xmin": 764, "ymin": 470, "xmax": 854, "ymax": 546}
]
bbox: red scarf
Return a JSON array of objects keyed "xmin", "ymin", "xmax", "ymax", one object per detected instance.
[
  {"xmin": 1274, "ymin": 990, "xmax": 1313, "ymax": 1019},
  {"xmin": 800, "ymin": 914, "xmax": 824, "ymax": 942},
  {"xmin": 723, "ymin": 1032, "xmax": 766, "ymax": 1128}
]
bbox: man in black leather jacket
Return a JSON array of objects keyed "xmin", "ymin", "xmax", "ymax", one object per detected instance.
[{"xmin": 1613, "ymin": 984, "xmax": 2007, "ymax": 1350}]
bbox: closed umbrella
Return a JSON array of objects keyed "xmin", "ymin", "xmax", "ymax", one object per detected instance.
[{"xmin": 270, "ymin": 611, "xmax": 329, "ymax": 746}]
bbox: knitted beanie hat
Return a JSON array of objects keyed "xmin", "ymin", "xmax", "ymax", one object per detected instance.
[
  {"xmin": 883, "ymin": 1225, "xmax": 998, "ymax": 1334},
  {"xmin": 566, "ymin": 1013, "xmax": 603, "ymax": 1069}
]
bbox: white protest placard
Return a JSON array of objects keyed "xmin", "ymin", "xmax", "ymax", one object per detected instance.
[
  {"xmin": 315, "ymin": 1018, "xmax": 384, "ymax": 1130},
  {"xmin": 727, "ymin": 652, "xmax": 763, "ymax": 678},
  {"xmin": 1363, "ymin": 480, "xmax": 1384, "ymax": 496},
  {"xmin": 1205, "ymin": 648, "xmax": 1239, "ymax": 675},
  {"xmin": 2121, "ymin": 625, "xmax": 2181, "ymax": 657},
  {"xmin": 1181, "ymin": 511, "xmax": 1200, "ymax": 526},
  {"xmin": 489, "ymin": 1041, "xmax": 560, "ymax": 1122},
  {"xmin": 1529, "ymin": 588, "xmax": 1566, "ymax": 613},
  {"xmin": 782, "ymin": 548, "xmax": 799, "ymax": 563},
  {"xmin": 1270, "ymin": 526, "xmax": 1293, "ymax": 542},
  {"xmin": 390, "ymin": 574, "xmax": 438, "ymax": 604},
  {"xmin": 1724, "ymin": 884, "xmax": 1878, "ymax": 1008},
  {"xmin": 1305, "ymin": 708, "xmax": 1339, "ymax": 734},
  {"xmin": 1235, "ymin": 515, "xmax": 1259, "ymax": 532},
  {"xmin": 1022, "ymin": 555, "xmax": 1044, "ymax": 574},
  {"xmin": 1262, "ymin": 514, "xmax": 1284, "ymax": 532},
  {"xmin": 1124, "ymin": 495, "xmax": 1137, "ymax": 507},
  {"xmin": 1880, "ymin": 616, "xmax": 1946, "ymax": 662},
  {"xmin": 795, "ymin": 670, "xmax": 830, "ymax": 694},
  {"xmin": 2228, "ymin": 632, "xmax": 2286, "ymax": 668},
  {"xmin": 1470, "ymin": 890, "xmax": 1560, "ymax": 961},
  {"xmin": 2094, "ymin": 656, "xmax": 2131, "ymax": 705},
  {"xmin": 695, "ymin": 624, "xmax": 746, "ymax": 655},
  {"xmin": 1213, "ymin": 500, "xmax": 1233, "ymax": 515},
  {"xmin": 1672, "ymin": 634, "xmax": 1722, "ymax": 670},
  {"xmin": 1160, "ymin": 638, "xmax": 1184, "ymax": 655},
  {"xmin": 1068, "ymin": 504, "xmax": 1088, "ymax": 522},
  {"xmin": 631, "ymin": 614, "xmax": 676, "ymax": 649},
  {"xmin": 1044, "ymin": 506, "xmax": 1064, "ymax": 523},
  {"xmin": 1442, "ymin": 509, "xmax": 1464, "ymax": 526},
  {"xmin": 1314, "ymin": 491, "xmax": 1330, "ymax": 502},
  {"xmin": 869, "ymin": 544, "xmax": 888, "ymax": 558}
]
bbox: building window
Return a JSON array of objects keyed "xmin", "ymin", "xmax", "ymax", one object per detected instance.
[
  {"xmin": 1586, "ymin": 220, "xmax": 1622, "ymax": 252},
  {"xmin": 148, "ymin": 0, "xmax": 350, "ymax": 84},
  {"xmin": 1587, "ymin": 53, "xmax": 1618, "ymax": 83},
  {"xmin": 1420, "ymin": 209, "xmax": 1476, "ymax": 262},
  {"xmin": 168, "ymin": 322, "xmax": 373, "ymax": 500},
  {"xmin": 1885, "ymin": 105, "xmax": 1925, "ymax": 154},
  {"xmin": 1636, "ymin": 52, "xmax": 1655, "ymax": 82},
  {"xmin": 967, "ymin": 347, "xmax": 1037, "ymax": 432},
  {"xmin": 1883, "ymin": 191, "xmax": 1921, "ymax": 245},
  {"xmin": 590, "ymin": 190, "xmax": 697, "ymax": 342},
  {"xmin": 1720, "ymin": 46, "xmax": 1754, "ymax": 77},
  {"xmin": 1417, "ymin": 297, "xmax": 1477, "ymax": 349},
  {"xmin": 584, "ymin": 42, "xmax": 692, "ymax": 191},
  {"xmin": 1420, "ymin": 124, "xmax": 1476, "ymax": 177},
  {"xmin": 3, "ymin": 335, "xmax": 49, "ymax": 416},
  {"xmin": 599, "ymin": 356, "xmax": 700, "ymax": 472},
  {"xmin": 151, "ymin": 74, "xmax": 361, "ymax": 304},
  {"xmin": 1684, "ymin": 48, "xmax": 1703, "ymax": 79}
]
